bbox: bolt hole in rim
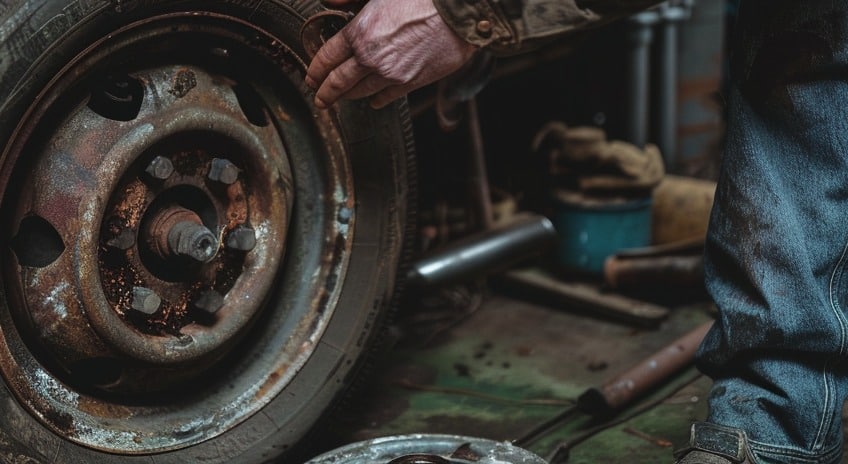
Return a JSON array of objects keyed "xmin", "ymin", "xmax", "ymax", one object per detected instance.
[{"xmin": 0, "ymin": 12, "xmax": 354, "ymax": 454}]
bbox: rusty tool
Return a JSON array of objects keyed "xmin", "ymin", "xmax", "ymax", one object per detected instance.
[{"xmin": 513, "ymin": 320, "xmax": 713, "ymax": 451}]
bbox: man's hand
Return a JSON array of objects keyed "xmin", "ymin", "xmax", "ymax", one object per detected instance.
[{"xmin": 305, "ymin": 0, "xmax": 477, "ymax": 109}]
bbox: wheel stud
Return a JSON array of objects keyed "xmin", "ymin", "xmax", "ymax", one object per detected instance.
[
  {"xmin": 226, "ymin": 226, "xmax": 256, "ymax": 251},
  {"xmin": 131, "ymin": 287, "xmax": 161, "ymax": 315},
  {"xmin": 194, "ymin": 290, "xmax": 224, "ymax": 314},
  {"xmin": 145, "ymin": 156, "xmax": 174, "ymax": 180},
  {"xmin": 208, "ymin": 158, "xmax": 239, "ymax": 184},
  {"xmin": 169, "ymin": 221, "xmax": 219, "ymax": 263}
]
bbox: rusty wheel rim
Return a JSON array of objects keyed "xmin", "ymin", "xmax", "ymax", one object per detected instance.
[{"xmin": 0, "ymin": 12, "xmax": 354, "ymax": 453}]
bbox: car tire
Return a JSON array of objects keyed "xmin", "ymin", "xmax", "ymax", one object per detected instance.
[{"xmin": 0, "ymin": 1, "xmax": 414, "ymax": 462}]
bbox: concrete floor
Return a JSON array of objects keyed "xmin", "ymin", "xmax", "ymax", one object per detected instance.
[{"xmin": 323, "ymin": 278, "xmax": 715, "ymax": 462}]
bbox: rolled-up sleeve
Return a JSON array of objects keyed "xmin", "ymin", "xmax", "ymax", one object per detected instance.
[{"xmin": 433, "ymin": 0, "xmax": 661, "ymax": 54}]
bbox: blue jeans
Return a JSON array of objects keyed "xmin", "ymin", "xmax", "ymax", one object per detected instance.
[{"xmin": 699, "ymin": 0, "xmax": 848, "ymax": 462}]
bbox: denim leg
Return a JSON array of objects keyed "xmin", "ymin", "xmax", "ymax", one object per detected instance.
[{"xmin": 700, "ymin": 0, "xmax": 848, "ymax": 462}]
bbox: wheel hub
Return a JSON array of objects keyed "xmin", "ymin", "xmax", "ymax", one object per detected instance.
[{"xmin": 8, "ymin": 64, "xmax": 293, "ymax": 383}]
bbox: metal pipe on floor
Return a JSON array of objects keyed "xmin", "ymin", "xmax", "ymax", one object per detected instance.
[
  {"xmin": 514, "ymin": 320, "xmax": 714, "ymax": 449},
  {"xmin": 407, "ymin": 213, "xmax": 557, "ymax": 287},
  {"xmin": 577, "ymin": 320, "xmax": 713, "ymax": 414}
]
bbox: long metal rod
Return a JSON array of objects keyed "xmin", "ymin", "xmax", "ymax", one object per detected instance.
[
  {"xmin": 546, "ymin": 371, "xmax": 704, "ymax": 463},
  {"xmin": 513, "ymin": 320, "xmax": 713, "ymax": 447},
  {"xmin": 467, "ymin": 97, "xmax": 494, "ymax": 230}
]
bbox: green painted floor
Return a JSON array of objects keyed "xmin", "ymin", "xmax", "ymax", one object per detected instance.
[{"xmin": 325, "ymin": 285, "xmax": 715, "ymax": 463}]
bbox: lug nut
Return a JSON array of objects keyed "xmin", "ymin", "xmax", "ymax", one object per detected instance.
[
  {"xmin": 131, "ymin": 287, "xmax": 161, "ymax": 315},
  {"xmin": 208, "ymin": 158, "xmax": 240, "ymax": 185},
  {"xmin": 107, "ymin": 228, "xmax": 136, "ymax": 250},
  {"xmin": 226, "ymin": 226, "xmax": 257, "ymax": 251},
  {"xmin": 337, "ymin": 207, "xmax": 353, "ymax": 224},
  {"xmin": 145, "ymin": 156, "xmax": 174, "ymax": 180},
  {"xmin": 168, "ymin": 221, "xmax": 219, "ymax": 263},
  {"xmin": 194, "ymin": 290, "xmax": 224, "ymax": 314}
]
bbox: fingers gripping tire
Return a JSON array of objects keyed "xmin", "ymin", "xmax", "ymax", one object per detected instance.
[{"xmin": 0, "ymin": 1, "xmax": 413, "ymax": 462}]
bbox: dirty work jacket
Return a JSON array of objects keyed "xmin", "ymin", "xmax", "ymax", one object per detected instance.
[{"xmin": 433, "ymin": 0, "xmax": 661, "ymax": 54}]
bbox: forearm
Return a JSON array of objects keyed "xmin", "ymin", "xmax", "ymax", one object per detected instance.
[{"xmin": 432, "ymin": 0, "xmax": 662, "ymax": 54}]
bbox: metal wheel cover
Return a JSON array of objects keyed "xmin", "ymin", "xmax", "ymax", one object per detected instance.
[{"xmin": 306, "ymin": 434, "xmax": 548, "ymax": 464}]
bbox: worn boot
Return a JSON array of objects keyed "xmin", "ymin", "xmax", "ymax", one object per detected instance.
[{"xmin": 673, "ymin": 422, "xmax": 756, "ymax": 463}]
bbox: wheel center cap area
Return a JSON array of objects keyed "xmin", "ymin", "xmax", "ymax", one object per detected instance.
[{"xmin": 7, "ymin": 64, "xmax": 293, "ymax": 385}]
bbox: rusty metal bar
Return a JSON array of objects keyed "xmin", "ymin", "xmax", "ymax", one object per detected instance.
[
  {"xmin": 514, "ymin": 320, "xmax": 712, "ymax": 447},
  {"xmin": 577, "ymin": 320, "xmax": 713, "ymax": 414},
  {"xmin": 604, "ymin": 254, "xmax": 704, "ymax": 291}
]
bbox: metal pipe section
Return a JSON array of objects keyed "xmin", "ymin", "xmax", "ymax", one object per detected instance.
[
  {"xmin": 408, "ymin": 213, "xmax": 557, "ymax": 287},
  {"xmin": 675, "ymin": 0, "xmax": 723, "ymax": 174},
  {"xmin": 604, "ymin": 254, "xmax": 704, "ymax": 291},
  {"xmin": 624, "ymin": 10, "xmax": 658, "ymax": 148},
  {"xmin": 654, "ymin": 1, "xmax": 692, "ymax": 170},
  {"xmin": 655, "ymin": 5, "xmax": 678, "ymax": 165}
]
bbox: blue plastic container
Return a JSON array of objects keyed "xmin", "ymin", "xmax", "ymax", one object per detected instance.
[{"xmin": 551, "ymin": 192, "xmax": 653, "ymax": 274}]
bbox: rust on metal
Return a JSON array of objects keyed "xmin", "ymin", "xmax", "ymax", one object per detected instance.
[
  {"xmin": 168, "ymin": 68, "xmax": 197, "ymax": 98},
  {"xmin": 451, "ymin": 443, "xmax": 482, "ymax": 461},
  {"xmin": 578, "ymin": 321, "xmax": 713, "ymax": 413},
  {"xmin": 5, "ymin": 59, "xmax": 297, "ymax": 369},
  {"xmin": 0, "ymin": 10, "xmax": 356, "ymax": 455}
]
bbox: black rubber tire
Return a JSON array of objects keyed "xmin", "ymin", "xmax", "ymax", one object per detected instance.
[{"xmin": 0, "ymin": 1, "xmax": 413, "ymax": 463}]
